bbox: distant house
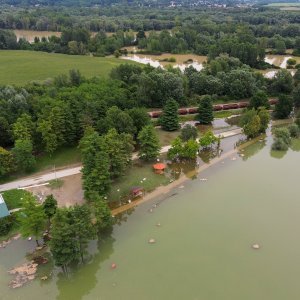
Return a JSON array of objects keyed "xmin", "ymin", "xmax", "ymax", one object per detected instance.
[{"xmin": 0, "ymin": 194, "xmax": 10, "ymax": 219}]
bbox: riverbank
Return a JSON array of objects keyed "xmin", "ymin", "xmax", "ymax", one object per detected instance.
[{"xmin": 112, "ymin": 131, "xmax": 263, "ymax": 216}]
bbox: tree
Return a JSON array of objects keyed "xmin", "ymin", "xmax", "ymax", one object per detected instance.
[
  {"xmin": 12, "ymin": 113, "xmax": 35, "ymax": 142},
  {"xmin": 70, "ymin": 205, "xmax": 95, "ymax": 263},
  {"xmin": 43, "ymin": 194, "xmax": 58, "ymax": 224},
  {"xmin": 50, "ymin": 208, "xmax": 79, "ymax": 273},
  {"xmin": 292, "ymin": 85, "xmax": 300, "ymax": 108},
  {"xmin": 0, "ymin": 147, "xmax": 15, "ymax": 177},
  {"xmin": 240, "ymin": 109, "xmax": 261, "ymax": 139},
  {"xmin": 274, "ymin": 94, "xmax": 293, "ymax": 119},
  {"xmin": 180, "ymin": 124, "xmax": 198, "ymax": 142},
  {"xmin": 80, "ymin": 130, "xmax": 111, "ymax": 199},
  {"xmin": 105, "ymin": 106, "xmax": 136, "ymax": 135},
  {"xmin": 128, "ymin": 107, "xmax": 150, "ymax": 136},
  {"xmin": 197, "ymin": 96, "xmax": 214, "ymax": 125},
  {"xmin": 273, "ymin": 127, "xmax": 291, "ymax": 145},
  {"xmin": 258, "ymin": 108, "xmax": 270, "ymax": 133},
  {"xmin": 18, "ymin": 193, "xmax": 46, "ymax": 246},
  {"xmin": 270, "ymin": 70, "xmax": 293, "ymax": 94},
  {"xmin": 288, "ymin": 124, "xmax": 300, "ymax": 138},
  {"xmin": 138, "ymin": 125, "xmax": 161, "ymax": 160},
  {"xmin": 104, "ymin": 128, "xmax": 134, "ymax": 178},
  {"xmin": 160, "ymin": 99, "xmax": 179, "ymax": 131},
  {"xmin": 12, "ymin": 139, "xmax": 36, "ymax": 172},
  {"xmin": 274, "ymin": 39, "xmax": 286, "ymax": 54},
  {"xmin": 249, "ymin": 91, "xmax": 270, "ymax": 110},
  {"xmin": 167, "ymin": 137, "xmax": 184, "ymax": 160},
  {"xmin": 69, "ymin": 69, "xmax": 83, "ymax": 86},
  {"xmin": 93, "ymin": 196, "xmax": 113, "ymax": 233},
  {"xmin": 168, "ymin": 137, "xmax": 199, "ymax": 160},
  {"xmin": 199, "ymin": 130, "xmax": 219, "ymax": 148}
]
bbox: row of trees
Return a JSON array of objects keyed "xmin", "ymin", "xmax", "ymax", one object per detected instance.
[{"xmin": 16, "ymin": 192, "xmax": 112, "ymax": 272}]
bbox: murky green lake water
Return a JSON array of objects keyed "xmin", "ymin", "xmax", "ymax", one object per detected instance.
[{"xmin": 1, "ymin": 131, "xmax": 300, "ymax": 300}]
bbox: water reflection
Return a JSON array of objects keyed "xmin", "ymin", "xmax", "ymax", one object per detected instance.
[
  {"xmin": 239, "ymin": 138, "xmax": 267, "ymax": 161},
  {"xmin": 56, "ymin": 232, "xmax": 115, "ymax": 300}
]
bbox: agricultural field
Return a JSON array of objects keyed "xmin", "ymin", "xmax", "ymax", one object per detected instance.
[
  {"xmin": 265, "ymin": 2, "xmax": 300, "ymax": 10},
  {"xmin": 0, "ymin": 50, "xmax": 136, "ymax": 85}
]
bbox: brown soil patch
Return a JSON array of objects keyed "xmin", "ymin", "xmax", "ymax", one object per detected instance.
[{"xmin": 26, "ymin": 174, "xmax": 84, "ymax": 207}]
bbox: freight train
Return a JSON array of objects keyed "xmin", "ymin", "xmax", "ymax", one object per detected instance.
[{"xmin": 148, "ymin": 99, "xmax": 278, "ymax": 118}]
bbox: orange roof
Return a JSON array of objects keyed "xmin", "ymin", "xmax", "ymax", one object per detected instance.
[{"xmin": 153, "ymin": 163, "xmax": 166, "ymax": 170}]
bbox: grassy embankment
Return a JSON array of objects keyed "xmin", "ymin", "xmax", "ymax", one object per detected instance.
[{"xmin": 0, "ymin": 50, "xmax": 136, "ymax": 85}]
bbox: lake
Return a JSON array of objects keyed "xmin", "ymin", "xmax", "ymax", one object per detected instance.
[{"xmin": 1, "ymin": 125, "xmax": 300, "ymax": 299}]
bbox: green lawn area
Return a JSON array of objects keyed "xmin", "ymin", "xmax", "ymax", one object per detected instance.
[
  {"xmin": 0, "ymin": 50, "xmax": 136, "ymax": 85},
  {"xmin": 1, "ymin": 189, "xmax": 31, "ymax": 210},
  {"xmin": 155, "ymin": 128, "xmax": 181, "ymax": 146},
  {"xmin": 108, "ymin": 160, "xmax": 170, "ymax": 204},
  {"xmin": 34, "ymin": 146, "xmax": 81, "ymax": 172},
  {"xmin": 0, "ymin": 146, "xmax": 81, "ymax": 184}
]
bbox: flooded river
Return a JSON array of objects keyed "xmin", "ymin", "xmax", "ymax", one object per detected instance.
[{"xmin": 1, "ymin": 128, "xmax": 300, "ymax": 299}]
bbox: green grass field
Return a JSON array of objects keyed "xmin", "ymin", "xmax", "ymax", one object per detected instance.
[
  {"xmin": 0, "ymin": 50, "xmax": 135, "ymax": 85},
  {"xmin": 265, "ymin": 2, "xmax": 300, "ymax": 6}
]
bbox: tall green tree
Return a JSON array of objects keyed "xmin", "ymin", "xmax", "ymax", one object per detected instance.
[
  {"xmin": 18, "ymin": 193, "xmax": 46, "ymax": 246},
  {"xmin": 180, "ymin": 124, "xmax": 198, "ymax": 142},
  {"xmin": 70, "ymin": 205, "xmax": 95, "ymax": 263},
  {"xmin": 104, "ymin": 128, "xmax": 134, "ymax": 178},
  {"xmin": 12, "ymin": 113, "xmax": 35, "ymax": 142},
  {"xmin": 80, "ymin": 129, "xmax": 111, "ymax": 199},
  {"xmin": 240, "ymin": 109, "xmax": 261, "ymax": 139},
  {"xmin": 0, "ymin": 147, "xmax": 15, "ymax": 177},
  {"xmin": 159, "ymin": 99, "xmax": 179, "ymax": 131},
  {"xmin": 43, "ymin": 194, "xmax": 58, "ymax": 224},
  {"xmin": 138, "ymin": 125, "xmax": 161, "ymax": 160},
  {"xmin": 249, "ymin": 91, "xmax": 270, "ymax": 110},
  {"xmin": 50, "ymin": 208, "xmax": 79, "ymax": 273},
  {"xmin": 197, "ymin": 96, "xmax": 214, "ymax": 124},
  {"xmin": 274, "ymin": 94, "xmax": 293, "ymax": 119},
  {"xmin": 12, "ymin": 139, "xmax": 36, "ymax": 172},
  {"xmin": 93, "ymin": 196, "xmax": 113, "ymax": 233}
]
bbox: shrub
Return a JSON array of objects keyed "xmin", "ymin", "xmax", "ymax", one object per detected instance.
[
  {"xmin": 0, "ymin": 215, "xmax": 15, "ymax": 236},
  {"xmin": 272, "ymin": 138, "xmax": 289, "ymax": 151},
  {"xmin": 180, "ymin": 124, "xmax": 198, "ymax": 141},
  {"xmin": 288, "ymin": 124, "xmax": 300, "ymax": 138},
  {"xmin": 274, "ymin": 127, "xmax": 291, "ymax": 145},
  {"xmin": 287, "ymin": 58, "xmax": 297, "ymax": 66}
]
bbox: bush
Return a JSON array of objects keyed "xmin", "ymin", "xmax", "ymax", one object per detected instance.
[
  {"xmin": 273, "ymin": 127, "xmax": 291, "ymax": 145},
  {"xmin": 288, "ymin": 124, "xmax": 300, "ymax": 138},
  {"xmin": 180, "ymin": 124, "xmax": 198, "ymax": 141},
  {"xmin": 272, "ymin": 138, "xmax": 289, "ymax": 151},
  {"xmin": 0, "ymin": 215, "xmax": 15, "ymax": 236},
  {"xmin": 287, "ymin": 58, "xmax": 297, "ymax": 66}
]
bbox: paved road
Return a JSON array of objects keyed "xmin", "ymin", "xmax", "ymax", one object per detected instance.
[{"xmin": 0, "ymin": 128, "xmax": 242, "ymax": 192}]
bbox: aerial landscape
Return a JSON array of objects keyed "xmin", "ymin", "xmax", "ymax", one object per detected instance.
[{"xmin": 1, "ymin": 0, "xmax": 300, "ymax": 299}]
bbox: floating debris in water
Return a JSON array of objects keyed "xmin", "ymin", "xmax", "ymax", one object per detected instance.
[
  {"xmin": 231, "ymin": 157, "xmax": 237, "ymax": 161},
  {"xmin": 149, "ymin": 208, "xmax": 153, "ymax": 213},
  {"xmin": 148, "ymin": 238, "xmax": 156, "ymax": 244},
  {"xmin": 240, "ymin": 154, "xmax": 245, "ymax": 157},
  {"xmin": 111, "ymin": 263, "xmax": 117, "ymax": 269},
  {"xmin": 200, "ymin": 178, "xmax": 208, "ymax": 181},
  {"xmin": 156, "ymin": 223, "xmax": 161, "ymax": 227},
  {"xmin": 179, "ymin": 185, "xmax": 185, "ymax": 189},
  {"xmin": 252, "ymin": 244, "xmax": 260, "ymax": 250}
]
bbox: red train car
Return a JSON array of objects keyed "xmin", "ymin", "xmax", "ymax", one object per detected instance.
[
  {"xmin": 222, "ymin": 103, "xmax": 239, "ymax": 110},
  {"xmin": 268, "ymin": 99, "xmax": 278, "ymax": 105},
  {"xmin": 238, "ymin": 102, "xmax": 249, "ymax": 108},
  {"xmin": 150, "ymin": 111, "xmax": 162, "ymax": 118},
  {"xmin": 178, "ymin": 108, "xmax": 188, "ymax": 115},
  {"xmin": 213, "ymin": 104, "xmax": 223, "ymax": 111},
  {"xmin": 187, "ymin": 107, "xmax": 198, "ymax": 114}
]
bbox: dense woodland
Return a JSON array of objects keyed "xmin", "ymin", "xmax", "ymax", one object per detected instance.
[{"xmin": 1, "ymin": 6, "xmax": 300, "ymax": 58}]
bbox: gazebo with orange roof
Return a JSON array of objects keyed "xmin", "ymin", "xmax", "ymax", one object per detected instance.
[{"xmin": 153, "ymin": 163, "xmax": 166, "ymax": 174}]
